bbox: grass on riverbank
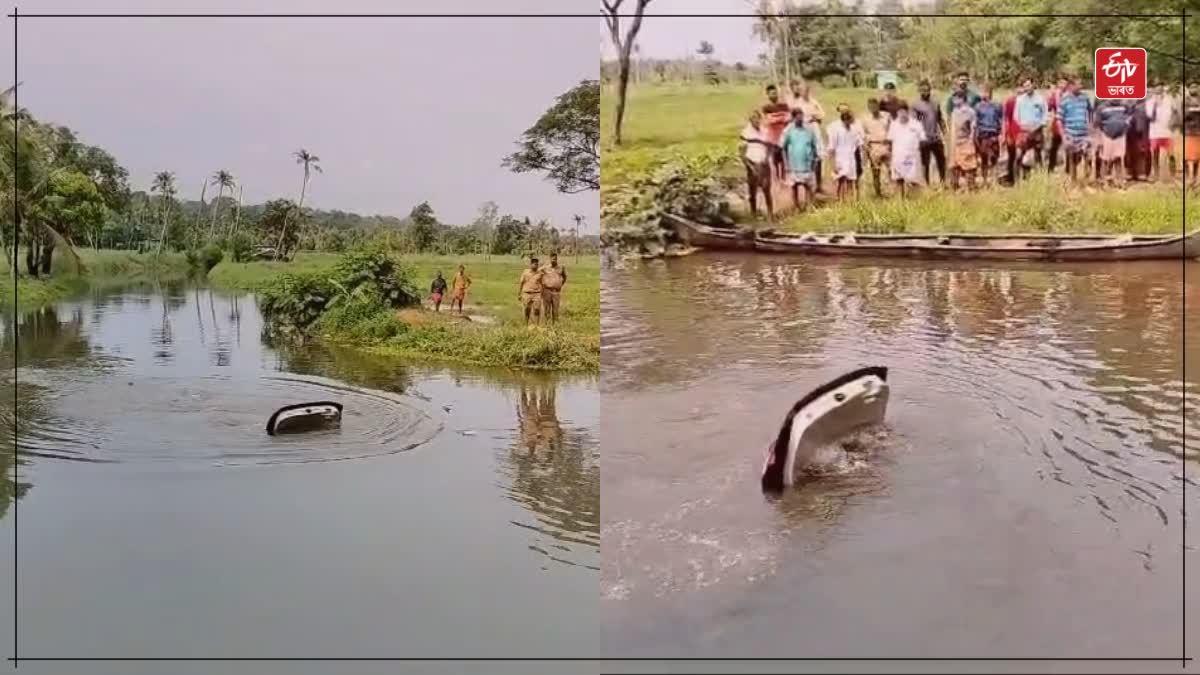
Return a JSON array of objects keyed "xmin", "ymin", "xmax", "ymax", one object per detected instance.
[
  {"xmin": 0, "ymin": 249, "xmax": 190, "ymax": 308},
  {"xmin": 214, "ymin": 252, "xmax": 600, "ymax": 373},
  {"xmin": 601, "ymin": 83, "xmax": 1190, "ymax": 235}
]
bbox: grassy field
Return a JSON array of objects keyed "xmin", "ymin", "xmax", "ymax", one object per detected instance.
[
  {"xmin": 0, "ymin": 249, "xmax": 191, "ymax": 308},
  {"xmin": 601, "ymin": 82, "xmax": 1191, "ymax": 235},
  {"xmin": 210, "ymin": 252, "xmax": 600, "ymax": 373}
]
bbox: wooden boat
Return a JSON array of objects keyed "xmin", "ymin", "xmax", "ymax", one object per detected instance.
[
  {"xmin": 761, "ymin": 366, "xmax": 890, "ymax": 493},
  {"xmin": 664, "ymin": 213, "xmax": 1200, "ymax": 261},
  {"xmin": 266, "ymin": 401, "xmax": 343, "ymax": 436},
  {"xmin": 663, "ymin": 213, "xmax": 757, "ymax": 250}
]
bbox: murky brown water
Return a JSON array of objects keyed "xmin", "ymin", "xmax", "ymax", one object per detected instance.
[
  {"xmin": 0, "ymin": 282, "xmax": 598, "ymax": 669},
  {"xmin": 601, "ymin": 254, "xmax": 1197, "ymax": 663}
]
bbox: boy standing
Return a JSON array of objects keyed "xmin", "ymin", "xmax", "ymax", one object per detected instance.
[
  {"xmin": 973, "ymin": 85, "xmax": 1003, "ymax": 184},
  {"xmin": 1095, "ymin": 98, "xmax": 1131, "ymax": 185},
  {"xmin": 789, "ymin": 82, "xmax": 827, "ymax": 192},
  {"xmin": 450, "ymin": 264, "xmax": 471, "ymax": 314},
  {"xmin": 1014, "ymin": 77, "xmax": 1047, "ymax": 180},
  {"xmin": 430, "ymin": 272, "xmax": 448, "ymax": 312}
]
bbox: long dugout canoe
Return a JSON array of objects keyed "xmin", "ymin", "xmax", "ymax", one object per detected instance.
[{"xmin": 663, "ymin": 213, "xmax": 1200, "ymax": 262}]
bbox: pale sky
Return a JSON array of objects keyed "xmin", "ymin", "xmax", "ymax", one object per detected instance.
[{"xmin": 6, "ymin": 0, "xmax": 599, "ymax": 230}]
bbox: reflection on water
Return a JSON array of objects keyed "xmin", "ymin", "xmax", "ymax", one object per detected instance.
[
  {"xmin": 503, "ymin": 380, "xmax": 601, "ymax": 570},
  {"xmin": 602, "ymin": 254, "xmax": 1196, "ymax": 657},
  {"xmin": 1, "ymin": 284, "xmax": 598, "ymax": 571}
]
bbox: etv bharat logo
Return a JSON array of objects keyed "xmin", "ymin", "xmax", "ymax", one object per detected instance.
[{"xmin": 1094, "ymin": 47, "xmax": 1147, "ymax": 99}]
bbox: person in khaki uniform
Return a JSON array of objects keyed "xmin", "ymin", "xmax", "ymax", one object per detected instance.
[
  {"xmin": 518, "ymin": 257, "xmax": 544, "ymax": 325},
  {"xmin": 539, "ymin": 252, "xmax": 567, "ymax": 324}
]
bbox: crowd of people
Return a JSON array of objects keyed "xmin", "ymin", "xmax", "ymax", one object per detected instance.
[
  {"xmin": 739, "ymin": 73, "xmax": 1200, "ymax": 220},
  {"xmin": 428, "ymin": 253, "xmax": 568, "ymax": 326}
]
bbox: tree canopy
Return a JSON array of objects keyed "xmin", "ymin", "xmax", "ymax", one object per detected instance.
[{"xmin": 502, "ymin": 79, "xmax": 600, "ymax": 194}]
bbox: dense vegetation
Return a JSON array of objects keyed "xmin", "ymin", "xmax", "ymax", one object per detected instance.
[{"xmin": 0, "ymin": 80, "xmax": 600, "ymax": 288}]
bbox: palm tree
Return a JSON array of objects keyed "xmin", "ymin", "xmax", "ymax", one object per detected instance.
[
  {"xmin": 207, "ymin": 169, "xmax": 236, "ymax": 240},
  {"xmin": 275, "ymin": 148, "xmax": 321, "ymax": 260},
  {"xmin": 150, "ymin": 170, "xmax": 176, "ymax": 255}
]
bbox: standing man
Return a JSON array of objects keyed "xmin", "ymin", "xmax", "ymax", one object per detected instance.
[
  {"xmin": 430, "ymin": 272, "xmax": 448, "ymax": 312},
  {"xmin": 827, "ymin": 106, "xmax": 862, "ymax": 201},
  {"xmin": 1147, "ymin": 82, "xmax": 1178, "ymax": 180},
  {"xmin": 790, "ymin": 82, "xmax": 827, "ymax": 192},
  {"xmin": 1014, "ymin": 77, "xmax": 1048, "ymax": 180},
  {"xmin": 888, "ymin": 102, "xmax": 926, "ymax": 198},
  {"xmin": 1002, "ymin": 86, "xmax": 1022, "ymax": 184},
  {"xmin": 912, "ymin": 79, "xmax": 947, "ymax": 186},
  {"xmin": 450, "ymin": 264, "xmax": 471, "ymax": 315},
  {"xmin": 861, "ymin": 98, "xmax": 892, "ymax": 197},
  {"xmin": 518, "ymin": 257, "xmax": 544, "ymax": 325},
  {"xmin": 973, "ymin": 84, "xmax": 1004, "ymax": 184},
  {"xmin": 1095, "ymin": 98, "xmax": 1131, "ymax": 185},
  {"xmin": 943, "ymin": 70, "xmax": 981, "ymax": 119},
  {"xmin": 1183, "ymin": 84, "xmax": 1200, "ymax": 186},
  {"xmin": 1126, "ymin": 97, "xmax": 1151, "ymax": 181},
  {"xmin": 1058, "ymin": 77, "xmax": 1093, "ymax": 184},
  {"xmin": 781, "ymin": 109, "xmax": 819, "ymax": 210},
  {"xmin": 879, "ymin": 81, "xmax": 902, "ymax": 117},
  {"xmin": 740, "ymin": 109, "xmax": 775, "ymax": 221},
  {"xmin": 540, "ymin": 253, "xmax": 567, "ymax": 325},
  {"xmin": 949, "ymin": 94, "xmax": 979, "ymax": 190},
  {"xmin": 762, "ymin": 84, "xmax": 792, "ymax": 181},
  {"xmin": 1045, "ymin": 75, "xmax": 1069, "ymax": 172}
]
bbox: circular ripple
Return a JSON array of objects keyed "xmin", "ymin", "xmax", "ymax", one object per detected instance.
[{"xmin": 17, "ymin": 372, "xmax": 443, "ymax": 467}]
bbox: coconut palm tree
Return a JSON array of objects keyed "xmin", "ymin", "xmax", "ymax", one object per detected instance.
[
  {"xmin": 207, "ymin": 169, "xmax": 236, "ymax": 240},
  {"xmin": 150, "ymin": 171, "xmax": 176, "ymax": 255},
  {"xmin": 274, "ymin": 148, "xmax": 321, "ymax": 260}
]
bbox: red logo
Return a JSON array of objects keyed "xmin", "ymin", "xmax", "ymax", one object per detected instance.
[{"xmin": 1094, "ymin": 48, "xmax": 1147, "ymax": 100}]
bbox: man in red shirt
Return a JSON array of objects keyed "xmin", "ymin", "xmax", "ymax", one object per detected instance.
[
  {"xmin": 1046, "ymin": 75, "xmax": 1067, "ymax": 172},
  {"xmin": 761, "ymin": 84, "xmax": 792, "ymax": 181},
  {"xmin": 1002, "ymin": 89, "xmax": 1021, "ymax": 185}
]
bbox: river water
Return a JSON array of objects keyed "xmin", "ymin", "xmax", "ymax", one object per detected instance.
[
  {"xmin": 601, "ymin": 254, "xmax": 1198, "ymax": 671},
  {"xmin": 0, "ymin": 281, "xmax": 598, "ymax": 674}
]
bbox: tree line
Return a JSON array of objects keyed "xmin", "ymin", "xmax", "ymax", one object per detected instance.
[{"xmin": 0, "ymin": 78, "xmax": 600, "ymax": 277}]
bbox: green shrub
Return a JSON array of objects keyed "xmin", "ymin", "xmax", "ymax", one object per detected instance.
[
  {"xmin": 219, "ymin": 233, "xmax": 256, "ymax": 263},
  {"xmin": 317, "ymin": 295, "xmax": 401, "ymax": 342},
  {"xmin": 258, "ymin": 271, "xmax": 336, "ymax": 334},
  {"xmin": 331, "ymin": 246, "xmax": 420, "ymax": 308},
  {"xmin": 185, "ymin": 244, "xmax": 225, "ymax": 273}
]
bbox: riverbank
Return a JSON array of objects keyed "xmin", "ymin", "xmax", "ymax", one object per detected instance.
[
  {"xmin": 601, "ymin": 83, "xmax": 1190, "ymax": 240},
  {"xmin": 0, "ymin": 249, "xmax": 191, "ymax": 309},
  {"xmin": 210, "ymin": 252, "xmax": 600, "ymax": 373}
]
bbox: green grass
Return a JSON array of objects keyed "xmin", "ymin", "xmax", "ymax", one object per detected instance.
[
  {"xmin": 602, "ymin": 82, "xmax": 1189, "ymax": 235},
  {"xmin": 212, "ymin": 252, "xmax": 600, "ymax": 373},
  {"xmin": 0, "ymin": 249, "xmax": 191, "ymax": 309}
]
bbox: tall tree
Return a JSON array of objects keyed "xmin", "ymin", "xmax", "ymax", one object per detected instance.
[
  {"xmin": 208, "ymin": 169, "xmax": 236, "ymax": 240},
  {"xmin": 406, "ymin": 201, "xmax": 439, "ymax": 252},
  {"xmin": 275, "ymin": 148, "xmax": 321, "ymax": 260},
  {"xmin": 502, "ymin": 79, "xmax": 599, "ymax": 193},
  {"xmin": 601, "ymin": 0, "xmax": 653, "ymax": 146},
  {"xmin": 150, "ymin": 170, "xmax": 176, "ymax": 255}
]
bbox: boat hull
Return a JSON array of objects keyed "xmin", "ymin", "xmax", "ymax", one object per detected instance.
[{"xmin": 665, "ymin": 213, "xmax": 1200, "ymax": 262}]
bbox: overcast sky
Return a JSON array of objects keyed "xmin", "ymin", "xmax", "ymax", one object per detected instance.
[{"xmin": 7, "ymin": 0, "xmax": 598, "ymax": 230}]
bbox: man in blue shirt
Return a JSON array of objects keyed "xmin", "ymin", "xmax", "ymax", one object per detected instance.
[
  {"xmin": 781, "ymin": 110, "xmax": 819, "ymax": 210},
  {"xmin": 973, "ymin": 84, "xmax": 1003, "ymax": 184},
  {"xmin": 1057, "ymin": 78, "xmax": 1092, "ymax": 183},
  {"xmin": 1014, "ymin": 77, "xmax": 1048, "ymax": 180}
]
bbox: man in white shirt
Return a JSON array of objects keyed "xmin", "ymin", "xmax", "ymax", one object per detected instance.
[
  {"xmin": 740, "ymin": 109, "xmax": 775, "ymax": 221},
  {"xmin": 887, "ymin": 102, "xmax": 927, "ymax": 198},
  {"xmin": 1147, "ymin": 82, "xmax": 1178, "ymax": 180}
]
